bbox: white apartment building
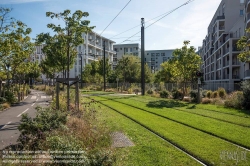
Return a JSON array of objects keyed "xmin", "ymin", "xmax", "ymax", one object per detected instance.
[
  {"xmin": 199, "ymin": 0, "xmax": 249, "ymax": 92},
  {"xmin": 113, "ymin": 43, "xmax": 141, "ymax": 68},
  {"xmin": 145, "ymin": 50, "xmax": 174, "ymax": 72},
  {"xmin": 32, "ymin": 31, "xmax": 116, "ymax": 82}
]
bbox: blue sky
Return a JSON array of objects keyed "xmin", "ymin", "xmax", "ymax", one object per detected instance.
[{"xmin": 0, "ymin": 0, "xmax": 221, "ymax": 50}]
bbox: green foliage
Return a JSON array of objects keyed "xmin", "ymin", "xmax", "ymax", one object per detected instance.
[
  {"xmin": 4, "ymin": 91, "xmax": 17, "ymax": 103},
  {"xmin": 211, "ymin": 91, "xmax": 218, "ymax": 98},
  {"xmin": 160, "ymin": 41, "xmax": 202, "ymax": 96},
  {"xmin": 237, "ymin": 28, "xmax": 250, "ymax": 62},
  {"xmin": 36, "ymin": 9, "xmax": 94, "ymax": 80},
  {"xmin": 224, "ymin": 91, "xmax": 244, "ymax": 109},
  {"xmin": 206, "ymin": 90, "xmax": 212, "ymax": 98},
  {"xmin": 18, "ymin": 107, "xmax": 67, "ymax": 149},
  {"xmin": 147, "ymin": 89, "xmax": 153, "ymax": 95},
  {"xmin": 0, "ymin": 97, "xmax": 6, "ymax": 104},
  {"xmin": 160, "ymin": 90, "xmax": 170, "ymax": 98},
  {"xmin": 241, "ymin": 80, "xmax": 250, "ymax": 110},
  {"xmin": 172, "ymin": 88, "xmax": 183, "ymax": 100},
  {"xmin": 189, "ymin": 89, "xmax": 202, "ymax": 102},
  {"xmin": 217, "ymin": 87, "xmax": 227, "ymax": 99}
]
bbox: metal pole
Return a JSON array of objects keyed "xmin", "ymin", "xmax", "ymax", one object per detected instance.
[
  {"xmin": 67, "ymin": 28, "xmax": 70, "ymax": 112},
  {"xmin": 103, "ymin": 40, "xmax": 106, "ymax": 91},
  {"xmin": 141, "ymin": 18, "xmax": 145, "ymax": 95},
  {"xmin": 81, "ymin": 53, "xmax": 83, "ymax": 89}
]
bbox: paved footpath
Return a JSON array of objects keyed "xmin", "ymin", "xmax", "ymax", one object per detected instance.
[{"xmin": 0, "ymin": 89, "xmax": 52, "ymax": 150}]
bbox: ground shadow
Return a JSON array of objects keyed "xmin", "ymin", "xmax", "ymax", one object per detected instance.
[
  {"xmin": 186, "ymin": 105, "xmax": 197, "ymax": 109},
  {"xmin": 146, "ymin": 100, "xmax": 188, "ymax": 109}
]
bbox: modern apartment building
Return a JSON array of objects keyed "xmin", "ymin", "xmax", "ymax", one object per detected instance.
[
  {"xmin": 113, "ymin": 43, "xmax": 141, "ymax": 68},
  {"xmin": 32, "ymin": 31, "xmax": 116, "ymax": 82},
  {"xmin": 199, "ymin": 0, "xmax": 247, "ymax": 92},
  {"xmin": 145, "ymin": 50, "xmax": 174, "ymax": 72}
]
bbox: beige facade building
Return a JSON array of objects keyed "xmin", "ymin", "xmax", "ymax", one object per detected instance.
[{"xmin": 199, "ymin": 0, "xmax": 250, "ymax": 91}]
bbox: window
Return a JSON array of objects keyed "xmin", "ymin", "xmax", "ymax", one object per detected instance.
[
  {"xmin": 161, "ymin": 53, "xmax": 165, "ymax": 56},
  {"xmin": 114, "ymin": 48, "xmax": 117, "ymax": 51},
  {"xmin": 78, "ymin": 46, "xmax": 81, "ymax": 51},
  {"xmin": 156, "ymin": 53, "xmax": 160, "ymax": 56},
  {"xmin": 240, "ymin": 0, "xmax": 244, "ymax": 3},
  {"xmin": 240, "ymin": 10, "xmax": 244, "ymax": 16},
  {"xmin": 120, "ymin": 48, "xmax": 122, "ymax": 50},
  {"xmin": 130, "ymin": 48, "xmax": 132, "ymax": 52}
]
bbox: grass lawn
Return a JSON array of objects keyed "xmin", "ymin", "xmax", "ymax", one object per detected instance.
[
  {"xmin": 90, "ymin": 95, "xmax": 250, "ymax": 166},
  {"xmin": 89, "ymin": 98, "xmax": 200, "ymax": 166},
  {"xmin": 98, "ymin": 95, "xmax": 250, "ymax": 149}
]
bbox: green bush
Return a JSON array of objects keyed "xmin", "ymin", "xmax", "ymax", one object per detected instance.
[
  {"xmin": 160, "ymin": 90, "xmax": 170, "ymax": 98},
  {"xmin": 4, "ymin": 91, "xmax": 17, "ymax": 104},
  {"xmin": 18, "ymin": 106, "xmax": 67, "ymax": 149},
  {"xmin": 241, "ymin": 80, "xmax": 250, "ymax": 110},
  {"xmin": 172, "ymin": 88, "xmax": 183, "ymax": 100},
  {"xmin": 0, "ymin": 97, "xmax": 7, "ymax": 104},
  {"xmin": 211, "ymin": 91, "xmax": 218, "ymax": 98},
  {"xmin": 147, "ymin": 89, "xmax": 153, "ymax": 95},
  {"xmin": 218, "ymin": 87, "xmax": 227, "ymax": 99},
  {"xmin": 201, "ymin": 90, "xmax": 208, "ymax": 98},
  {"xmin": 189, "ymin": 90, "xmax": 202, "ymax": 102},
  {"xmin": 206, "ymin": 90, "xmax": 212, "ymax": 98},
  {"xmin": 224, "ymin": 91, "xmax": 244, "ymax": 109}
]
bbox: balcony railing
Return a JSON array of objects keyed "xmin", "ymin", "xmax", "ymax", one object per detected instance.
[
  {"xmin": 224, "ymin": 48, "xmax": 229, "ymax": 54},
  {"xmin": 232, "ymin": 75, "xmax": 240, "ymax": 79},
  {"xmin": 224, "ymin": 61, "xmax": 229, "ymax": 67},
  {"xmin": 216, "ymin": 76, "xmax": 221, "ymax": 80},
  {"xmin": 219, "ymin": 26, "xmax": 225, "ymax": 30},
  {"xmin": 247, "ymin": 13, "xmax": 250, "ymax": 22},
  {"xmin": 232, "ymin": 47, "xmax": 240, "ymax": 52},
  {"xmin": 245, "ymin": 70, "xmax": 250, "ymax": 77},
  {"xmin": 232, "ymin": 61, "xmax": 240, "ymax": 65}
]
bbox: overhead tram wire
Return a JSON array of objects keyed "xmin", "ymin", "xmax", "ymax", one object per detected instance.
[
  {"xmin": 119, "ymin": 0, "xmax": 194, "ymax": 44},
  {"xmin": 100, "ymin": 0, "xmax": 132, "ymax": 36}
]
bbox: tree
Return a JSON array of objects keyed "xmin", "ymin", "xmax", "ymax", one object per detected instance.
[
  {"xmin": 36, "ymin": 9, "xmax": 94, "ymax": 111},
  {"xmin": 165, "ymin": 41, "xmax": 202, "ymax": 96},
  {"xmin": 237, "ymin": 28, "xmax": 250, "ymax": 62},
  {"xmin": 154, "ymin": 62, "xmax": 175, "ymax": 83},
  {"xmin": 0, "ymin": 7, "xmax": 15, "ymax": 33}
]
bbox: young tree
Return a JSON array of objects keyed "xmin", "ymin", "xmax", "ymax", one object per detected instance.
[
  {"xmin": 237, "ymin": 28, "xmax": 250, "ymax": 62},
  {"xmin": 167, "ymin": 41, "xmax": 202, "ymax": 96},
  {"xmin": 36, "ymin": 9, "xmax": 94, "ymax": 111}
]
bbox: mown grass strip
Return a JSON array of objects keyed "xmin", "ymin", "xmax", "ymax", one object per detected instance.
[
  {"xmin": 92, "ymin": 96, "xmax": 250, "ymax": 166},
  {"xmin": 99, "ymin": 95, "xmax": 250, "ymax": 150},
  {"xmin": 110, "ymin": 95, "xmax": 250, "ymax": 127},
  {"xmin": 90, "ymin": 97, "xmax": 202, "ymax": 166}
]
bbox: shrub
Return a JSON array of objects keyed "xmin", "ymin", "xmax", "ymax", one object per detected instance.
[
  {"xmin": 224, "ymin": 91, "xmax": 244, "ymax": 109},
  {"xmin": 211, "ymin": 91, "xmax": 218, "ymax": 98},
  {"xmin": 18, "ymin": 106, "xmax": 67, "ymax": 150},
  {"xmin": 206, "ymin": 90, "xmax": 212, "ymax": 98},
  {"xmin": 4, "ymin": 91, "xmax": 17, "ymax": 104},
  {"xmin": 211, "ymin": 98, "xmax": 224, "ymax": 105},
  {"xmin": 172, "ymin": 88, "xmax": 183, "ymax": 100},
  {"xmin": 160, "ymin": 90, "xmax": 170, "ymax": 98},
  {"xmin": 128, "ymin": 88, "xmax": 133, "ymax": 94},
  {"xmin": 202, "ymin": 98, "xmax": 212, "ymax": 104},
  {"xmin": 218, "ymin": 87, "xmax": 227, "ymax": 99},
  {"xmin": 202, "ymin": 90, "xmax": 208, "ymax": 98},
  {"xmin": 147, "ymin": 89, "xmax": 153, "ymax": 95},
  {"xmin": 0, "ymin": 97, "xmax": 7, "ymax": 104},
  {"xmin": 241, "ymin": 80, "xmax": 250, "ymax": 110},
  {"xmin": 189, "ymin": 89, "xmax": 202, "ymax": 102}
]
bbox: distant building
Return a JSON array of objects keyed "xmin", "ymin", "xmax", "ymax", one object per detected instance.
[
  {"xmin": 145, "ymin": 50, "xmax": 174, "ymax": 72},
  {"xmin": 113, "ymin": 43, "xmax": 141, "ymax": 68},
  {"xmin": 32, "ymin": 31, "xmax": 116, "ymax": 82}
]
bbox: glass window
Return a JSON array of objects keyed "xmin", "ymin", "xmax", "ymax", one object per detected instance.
[
  {"xmin": 240, "ymin": 10, "xmax": 244, "ymax": 16},
  {"xmin": 130, "ymin": 48, "xmax": 132, "ymax": 52}
]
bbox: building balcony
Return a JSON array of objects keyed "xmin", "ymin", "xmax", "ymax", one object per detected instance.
[
  {"xmin": 247, "ymin": 12, "xmax": 250, "ymax": 28},
  {"xmin": 232, "ymin": 75, "xmax": 240, "ymax": 79},
  {"xmin": 245, "ymin": 70, "xmax": 250, "ymax": 77},
  {"xmin": 216, "ymin": 76, "xmax": 221, "ymax": 80},
  {"xmin": 232, "ymin": 47, "xmax": 240, "ymax": 52},
  {"xmin": 232, "ymin": 61, "xmax": 240, "ymax": 66},
  {"xmin": 219, "ymin": 26, "xmax": 225, "ymax": 30},
  {"xmin": 247, "ymin": 0, "xmax": 250, "ymax": 13}
]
